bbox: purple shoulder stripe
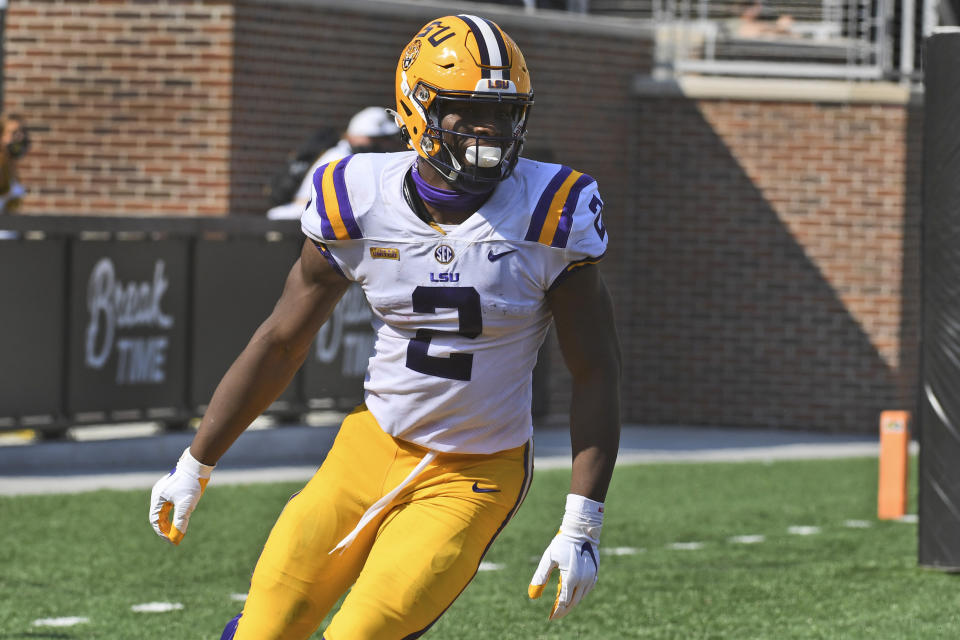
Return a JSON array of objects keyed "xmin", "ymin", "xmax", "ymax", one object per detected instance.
[
  {"xmin": 311, "ymin": 163, "xmax": 335, "ymax": 241},
  {"xmin": 525, "ymin": 165, "xmax": 573, "ymax": 242},
  {"xmin": 551, "ymin": 173, "xmax": 595, "ymax": 248},
  {"xmin": 331, "ymin": 155, "xmax": 362, "ymax": 239}
]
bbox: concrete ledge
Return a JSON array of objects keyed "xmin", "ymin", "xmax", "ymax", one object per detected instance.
[
  {"xmin": 634, "ymin": 74, "xmax": 920, "ymax": 105},
  {"xmin": 0, "ymin": 425, "xmax": 338, "ymax": 476},
  {"xmin": 0, "ymin": 422, "xmax": 886, "ymax": 497},
  {"xmin": 269, "ymin": 0, "xmax": 655, "ymax": 38}
]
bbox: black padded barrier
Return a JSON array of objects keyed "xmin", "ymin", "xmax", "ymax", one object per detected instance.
[
  {"xmin": 0, "ymin": 216, "xmax": 368, "ymax": 432},
  {"xmin": 68, "ymin": 239, "xmax": 190, "ymax": 415},
  {"xmin": 301, "ymin": 283, "xmax": 375, "ymax": 404},
  {"xmin": 0, "ymin": 239, "xmax": 66, "ymax": 419},
  {"xmin": 190, "ymin": 236, "xmax": 303, "ymax": 410},
  {"xmin": 919, "ymin": 30, "xmax": 960, "ymax": 570}
]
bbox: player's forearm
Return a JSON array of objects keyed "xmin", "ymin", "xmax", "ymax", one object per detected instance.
[
  {"xmin": 189, "ymin": 328, "xmax": 311, "ymax": 465},
  {"xmin": 567, "ymin": 370, "xmax": 621, "ymax": 503}
]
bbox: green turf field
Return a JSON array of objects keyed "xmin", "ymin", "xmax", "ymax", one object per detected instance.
[{"xmin": 1, "ymin": 456, "xmax": 955, "ymax": 639}]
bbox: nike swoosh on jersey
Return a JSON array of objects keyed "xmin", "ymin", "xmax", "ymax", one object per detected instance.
[
  {"xmin": 472, "ymin": 481, "xmax": 501, "ymax": 493},
  {"xmin": 487, "ymin": 249, "xmax": 517, "ymax": 262}
]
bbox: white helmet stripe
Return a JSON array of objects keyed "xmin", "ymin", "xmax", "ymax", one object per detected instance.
[{"xmin": 457, "ymin": 14, "xmax": 508, "ymax": 80}]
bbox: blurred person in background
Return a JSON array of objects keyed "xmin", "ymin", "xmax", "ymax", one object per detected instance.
[
  {"xmin": 263, "ymin": 127, "xmax": 339, "ymax": 213},
  {"xmin": 266, "ymin": 107, "xmax": 403, "ymax": 220},
  {"xmin": 0, "ymin": 115, "xmax": 30, "ymax": 240},
  {"xmin": 737, "ymin": 1, "xmax": 795, "ymax": 38}
]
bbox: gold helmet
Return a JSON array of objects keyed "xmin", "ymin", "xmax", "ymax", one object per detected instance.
[{"xmin": 395, "ymin": 15, "xmax": 534, "ymax": 192}]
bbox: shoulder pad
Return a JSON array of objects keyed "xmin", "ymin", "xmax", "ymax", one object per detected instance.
[
  {"xmin": 523, "ymin": 165, "xmax": 599, "ymax": 249},
  {"xmin": 307, "ymin": 154, "xmax": 378, "ymax": 241}
]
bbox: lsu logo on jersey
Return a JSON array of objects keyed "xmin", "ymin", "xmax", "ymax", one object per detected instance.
[{"xmin": 430, "ymin": 272, "xmax": 460, "ymax": 283}]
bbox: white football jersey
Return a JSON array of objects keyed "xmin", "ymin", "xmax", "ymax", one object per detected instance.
[{"xmin": 301, "ymin": 151, "xmax": 607, "ymax": 454}]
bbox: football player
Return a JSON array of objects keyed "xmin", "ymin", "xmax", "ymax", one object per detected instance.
[{"xmin": 149, "ymin": 14, "xmax": 621, "ymax": 639}]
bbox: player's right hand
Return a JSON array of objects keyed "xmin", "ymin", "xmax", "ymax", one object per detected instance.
[{"xmin": 148, "ymin": 447, "xmax": 215, "ymax": 545}]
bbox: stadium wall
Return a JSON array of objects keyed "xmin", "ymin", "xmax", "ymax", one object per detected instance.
[{"xmin": 3, "ymin": 0, "xmax": 920, "ymax": 433}]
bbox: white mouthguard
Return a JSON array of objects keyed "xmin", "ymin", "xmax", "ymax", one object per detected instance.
[{"xmin": 464, "ymin": 145, "xmax": 502, "ymax": 168}]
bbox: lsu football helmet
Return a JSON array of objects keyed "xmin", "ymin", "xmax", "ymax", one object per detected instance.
[{"xmin": 395, "ymin": 15, "xmax": 534, "ymax": 193}]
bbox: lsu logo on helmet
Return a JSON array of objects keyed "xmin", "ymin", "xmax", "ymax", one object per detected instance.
[
  {"xmin": 394, "ymin": 15, "xmax": 534, "ymax": 193},
  {"xmin": 401, "ymin": 39, "xmax": 421, "ymax": 71}
]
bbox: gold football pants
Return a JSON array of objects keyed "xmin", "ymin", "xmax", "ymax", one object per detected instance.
[{"xmin": 229, "ymin": 406, "xmax": 533, "ymax": 640}]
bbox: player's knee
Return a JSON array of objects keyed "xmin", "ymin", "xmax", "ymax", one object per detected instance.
[{"xmin": 235, "ymin": 594, "xmax": 323, "ymax": 639}]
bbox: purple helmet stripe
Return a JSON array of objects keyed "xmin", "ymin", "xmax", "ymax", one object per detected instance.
[
  {"xmin": 457, "ymin": 15, "xmax": 491, "ymax": 78},
  {"xmin": 525, "ymin": 165, "xmax": 573, "ymax": 242},
  {"xmin": 551, "ymin": 173, "xmax": 595, "ymax": 248},
  {"xmin": 480, "ymin": 17, "xmax": 510, "ymax": 79},
  {"xmin": 331, "ymin": 155, "xmax": 362, "ymax": 239},
  {"xmin": 311, "ymin": 163, "xmax": 335, "ymax": 240}
]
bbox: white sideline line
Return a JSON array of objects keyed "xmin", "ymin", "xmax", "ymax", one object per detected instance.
[
  {"xmin": 787, "ymin": 526, "xmax": 821, "ymax": 536},
  {"xmin": 539, "ymin": 442, "xmax": 883, "ymax": 470},
  {"xmin": 0, "ymin": 466, "xmax": 322, "ymax": 496},
  {"xmin": 603, "ymin": 546, "xmax": 643, "ymax": 555},
  {"xmin": 33, "ymin": 616, "xmax": 89, "ymax": 627},
  {"xmin": 131, "ymin": 602, "xmax": 184, "ymax": 613},
  {"xmin": 0, "ymin": 442, "xmax": 886, "ymax": 496}
]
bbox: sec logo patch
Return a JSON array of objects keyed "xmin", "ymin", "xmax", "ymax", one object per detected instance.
[{"xmin": 434, "ymin": 244, "xmax": 455, "ymax": 264}]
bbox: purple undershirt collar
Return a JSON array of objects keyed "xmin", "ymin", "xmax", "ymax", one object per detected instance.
[{"xmin": 411, "ymin": 162, "xmax": 492, "ymax": 214}]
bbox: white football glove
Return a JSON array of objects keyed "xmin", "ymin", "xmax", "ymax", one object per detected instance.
[
  {"xmin": 528, "ymin": 493, "xmax": 604, "ymax": 620},
  {"xmin": 148, "ymin": 447, "xmax": 215, "ymax": 546}
]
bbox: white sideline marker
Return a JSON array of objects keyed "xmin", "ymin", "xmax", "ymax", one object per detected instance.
[
  {"xmin": 478, "ymin": 562, "xmax": 505, "ymax": 571},
  {"xmin": 131, "ymin": 602, "xmax": 185, "ymax": 613},
  {"xmin": 33, "ymin": 616, "xmax": 89, "ymax": 627},
  {"xmin": 787, "ymin": 526, "xmax": 821, "ymax": 536},
  {"xmin": 603, "ymin": 546, "xmax": 642, "ymax": 556},
  {"xmin": 230, "ymin": 593, "xmax": 248, "ymax": 602},
  {"xmin": 667, "ymin": 541, "xmax": 704, "ymax": 551},
  {"xmin": 844, "ymin": 520, "xmax": 872, "ymax": 528},
  {"xmin": 897, "ymin": 514, "xmax": 918, "ymax": 524},
  {"xmin": 728, "ymin": 534, "xmax": 765, "ymax": 544}
]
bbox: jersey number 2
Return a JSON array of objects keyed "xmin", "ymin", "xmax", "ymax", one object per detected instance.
[{"xmin": 405, "ymin": 286, "xmax": 481, "ymax": 381}]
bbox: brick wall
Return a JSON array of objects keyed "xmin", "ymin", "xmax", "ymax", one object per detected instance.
[
  {"xmin": 3, "ymin": 0, "xmax": 920, "ymax": 433},
  {"xmin": 617, "ymin": 90, "xmax": 921, "ymax": 431},
  {"xmin": 6, "ymin": 0, "xmax": 236, "ymax": 214}
]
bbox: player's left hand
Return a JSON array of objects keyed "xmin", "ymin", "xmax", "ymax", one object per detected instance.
[
  {"xmin": 148, "ymin": 447, "xmax": 215, "ymax": 545},
  {"xmin": 528, "ymin": 494, "xmax": 604, "ymax": 620}
]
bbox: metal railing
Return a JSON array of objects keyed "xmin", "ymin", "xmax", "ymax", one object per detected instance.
[
  {"xmin": 579, "ymin": 0, "xmax": 944, "ymax": 81},
  {"xmin": 653, "ymin": 0, "xmax": 890, "ymax": 80}
]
